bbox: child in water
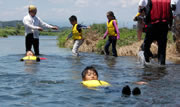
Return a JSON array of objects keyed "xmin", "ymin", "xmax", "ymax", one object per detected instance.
[
  {"xmin": 81, "ymin": 66, "xmax": 141, "ymax": 96},
  {"xmin": 20, "ymin": 50, "xmax": 40, "ymax": 62},
  {"xmin": 81, "ymin": 66, "xmax": 110, "ymax": 88},
  {"xmin": 66, "ymin": 15, "xmax": 89, "ymax": 56},
  {"xmin": 103, "ymin": 11, "xmax": 120, "ymax": 57}
]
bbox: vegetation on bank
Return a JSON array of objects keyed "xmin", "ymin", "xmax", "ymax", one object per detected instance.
[
  {"xmin": 0, "ymin": 24, "xmax": 61, "ymax": 37},
  {"xmin": 57, "ymin": 24, "xmax": 141, "ymax": 50},
  {"xmin": 0, "ymin": 26, "xmax": 22, "ymax": 37},
  {"xmin": 58, "ymin": 29, "xmax": 71, "ymax": 47},
  {"xmin": 57, "ymin": 23, "xmax": 174, "ymax": 53}
]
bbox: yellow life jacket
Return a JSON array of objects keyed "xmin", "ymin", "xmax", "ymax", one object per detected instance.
[
  {"xmin": 72, "ymin": 24, "xmax": 82, "ymax": 40},
  {"xmin": 107, "ymin": 20, "xmax": 118, "ymax": 36},
  {"xmin": 22, "ymin": 56, "xmax": 37, "ymax": 61},
  {"xmin": 81, "ymin": 80, "xmax": 110, "ymax": 88}
]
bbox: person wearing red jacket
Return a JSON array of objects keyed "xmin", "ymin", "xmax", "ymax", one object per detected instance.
[{"xmin": 143, "ymin": 0, "xmax": 173, "ymax": 65}]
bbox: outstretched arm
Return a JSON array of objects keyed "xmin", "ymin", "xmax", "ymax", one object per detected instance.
[
  {"xmin": 39, "ymin": 18, "xmax": 53, "ymax": 28},
  {"xmin": 23, "ymin": 18, "xmax": 42, "ymax": 30},
  {"xmin": 38, "ymin": 17, "xmax": 58, "ymax": 30},
  {"xmin": 78, "ymin": 24, "xmax": 89, "ymax": 29}
]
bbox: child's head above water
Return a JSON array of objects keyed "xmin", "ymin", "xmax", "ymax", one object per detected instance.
[
  {"xmin": 82, "ymin": 66, "xmax": 99, "ymax": 81},
  {"xmin": 69, "ymin": 15, "xmax": 77, "ymax": 25},
  {"xmin": 26, "ymin": 50, "xmax": 34, "ymax": 56}
]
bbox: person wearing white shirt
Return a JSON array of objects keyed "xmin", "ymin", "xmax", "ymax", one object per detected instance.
[
  {"xmin": 171, "ymin": 0, "xmax": 180, "ymax": 53},
  {"xmin": 23, "ymin": 5, "xmax": 58, "ymax": 55}
]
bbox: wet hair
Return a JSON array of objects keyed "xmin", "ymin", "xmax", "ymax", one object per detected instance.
[
  {"xmin": 107, "ymin": 11, "xmax": 116, "ymax": 20},
  {"xmin": 82, "ymin": 66, "xmax": 99, "ymax": 79},
  {"xmin": 69, "ymin": 15, "xmax": 77, "ymax": 22},
  {"xmin": 26, "ymin": 50, "xmax": 34, "ymax": 56}
]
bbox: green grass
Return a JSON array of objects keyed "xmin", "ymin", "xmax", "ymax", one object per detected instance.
[
  {"xmin": 90, "ymin": 23, "xmax": 106, "ymax": 35},
  {"xmin": 0, "ymin": 26, "xmax": 62, "ymax": 37},
  {"xmin": 57, "ymin": 23, "xmax": 175, "ymax": 54},
  {"xmin": 167, "ymin": 32, "xmax": 174, "ymax": 43},
  {"xmin": 96, "ymin": 39, "xmax": 106, "ymax": 51},
  {"xmin": 57, "ymin": 29, "xmax": 71, "ymax": 47},
  {"xmin": 117, "ymin": 28, "xmax": 139, "ymax": 47},
  {"xmin": 57, "ymin": 24, "xmax": 141, "ymax": 50},
  {"xmin": 0, "ymin": 27, "xmax": 23, "ymax": 37}
]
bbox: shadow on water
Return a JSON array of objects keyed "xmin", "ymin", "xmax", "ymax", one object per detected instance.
[
  {"xmin": 104, "ymin": 56, "xmax": 117, "ymax": 68},
  {"xmin": 141, "ymin": 66, "xmax": 167, "ymax": 82}
]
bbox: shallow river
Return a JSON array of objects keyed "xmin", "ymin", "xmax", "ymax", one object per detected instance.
[{"xmin": 0, "ymin": 36, "xmax": 180, "ymax": 107}]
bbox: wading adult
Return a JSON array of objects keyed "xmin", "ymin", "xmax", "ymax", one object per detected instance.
[
  {"xmin": 171, "ymin": 0, "xmax": 180, "ymax": 53},
  {"xmin": 143, "ymin": 0, "xmax": 173, "ymax": 65},
  {"xmin": 23, "ymin": 5, "xmax": 58, "ymax": 55}
]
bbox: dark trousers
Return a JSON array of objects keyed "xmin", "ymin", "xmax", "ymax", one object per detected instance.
[
  {"xmin": 140, "ymin": 42, "xmax": 153, "ymax": 58},
  {"xmin": 144, "ymin": 22, "xmax": 168, "ymax": 65},
  {"xmin": 104, "ymin": 36, "xmax": 117, "ymax": 57},
  {"xmin": 25, "ymin": 33, "xmax": 39, "ymax": 55}
]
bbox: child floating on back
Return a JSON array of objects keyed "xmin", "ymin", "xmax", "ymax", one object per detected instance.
[
  {"xmin": 66, "ymin": 15, "xmax": 89, "ymax": 56},
  {"xmin": 20, "ymin": 50, "xmax": 40, "ymax": 62},
  {"xmin": 81, "ymin": 66, "xmax": 141, "ymax": 96},
  {"xmin": 103, "ymin": 11, "xmax": 120, "ymax": 57}
]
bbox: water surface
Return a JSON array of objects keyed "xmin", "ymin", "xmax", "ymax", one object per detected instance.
[{"xmin": 0, "ymin": 36, "xmax": 180, "ymax": 107}]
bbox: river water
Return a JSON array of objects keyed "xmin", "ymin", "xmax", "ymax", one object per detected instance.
[{"xmin": 0, "ymin": 36, "xmax": 180, "ymax": 107}]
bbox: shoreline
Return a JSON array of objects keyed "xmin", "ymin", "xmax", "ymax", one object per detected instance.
[{"xmin": 64, "ymin": 39, "xmax": 180, "ymax": 64}]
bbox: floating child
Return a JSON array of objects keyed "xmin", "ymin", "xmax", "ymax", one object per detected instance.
[
  {"xmin": 81, "ymin": 66, "xmax": 141, "ymax": 96},
  {"xmin": 103, "ymin": 11, "xmax": 120, "ymax": 57},
  {"xmin": 66, "ymin": 15, "xmax": 89, "ymax": 56},
  {"xmin": 81, "ymin": 66, "xmax": 110, "ymax": 88},
  {"xmin": 20, "ymin": 50, "xmax": 40, "ymax": 62}
]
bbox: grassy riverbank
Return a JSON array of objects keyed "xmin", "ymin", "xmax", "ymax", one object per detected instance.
[
  {"xmin": 0, "ymin": 27, "xmax": 23, "ymax": 37},
  {"xmin": 58, "ymin": 24, "xmax": 144, "ymax": 53},
  {"xmin": 57, "ymin": 23, "xmax": 177, "ymax": 59},
  {"xmin": 58, "ymin": 24, "xmax": 155, "ymax": 49}
]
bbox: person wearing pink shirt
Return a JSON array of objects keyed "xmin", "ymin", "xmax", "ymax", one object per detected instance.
[{"xmin": 103, "ymin": 11, "xmax": 120, "ymax": 57}]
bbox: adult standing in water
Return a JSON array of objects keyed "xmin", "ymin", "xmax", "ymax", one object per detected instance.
[
  {"xmin": 171, "ymin": 0, "xmax": 180, "ymax": 53},
  {"xmin": 143, "ymin": 0, "xmax": 173, "ymax": 65},
  {"xmin": 23, "ymin": 5, "xmax": 58, "ymax": 55}
]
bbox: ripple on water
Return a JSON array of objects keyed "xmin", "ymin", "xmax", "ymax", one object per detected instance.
[{"xmin": 1, "ymin": 36, "xmax": 180, "ymax": 106}]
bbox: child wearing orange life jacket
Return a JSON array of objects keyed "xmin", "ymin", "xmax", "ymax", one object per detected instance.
[
  {"xmin": 66, "ymin": 15, "xmax": 89, "ymax": 56},
  {"xmin": 103, "ymin": 11, "xmax": 120, "ymax": 57}
]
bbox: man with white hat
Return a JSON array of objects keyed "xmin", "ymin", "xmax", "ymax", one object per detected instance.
[{"xmin": 23, "ymin": 5, "xmax": 58, "ymax": 55}]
